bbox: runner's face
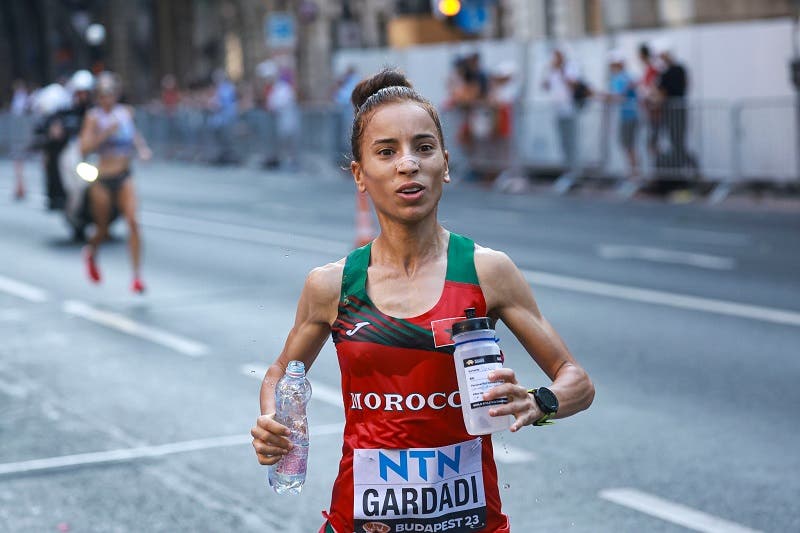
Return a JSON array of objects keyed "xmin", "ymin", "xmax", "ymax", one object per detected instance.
[
  {"xmin": 97, "ymin": 90, "xmax": 116, "ymax": 109},
  {"xmin": 352, "ymin": 102, "xmax": 449, "ymax": 224}
]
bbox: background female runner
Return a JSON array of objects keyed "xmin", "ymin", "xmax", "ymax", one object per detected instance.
[{"xmin": 79, "ymin": 71, "xmax": 151, "ymax": 292}]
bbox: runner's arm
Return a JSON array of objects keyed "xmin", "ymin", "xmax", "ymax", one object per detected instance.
[
  {"xmin": 252, "ymin": 262, "xmax": 342, "ymax": 465},
  {"xmin": 128, "ymin": 106, "xmax": 152, "ymax": 160},
  {"xmin": 78, "ymin": 113, "xmax": 98, "ymax": 155},
  {"xmin": 476, "ymin": 247, "xmax": 594, "ymax": 429},
  {"xmin": 134, "ymin": 132, "xmax": 152, "ymax": 160}
]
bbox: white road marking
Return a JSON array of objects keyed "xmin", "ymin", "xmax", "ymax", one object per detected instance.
[
  {"xmin": 599, "ymin": 488, "xmax": 763, "ymax": 533},
  {"xmin": 0, "ymin": 308, "xmax": 24, "ymax": 322},
  {"xmin": 137, "ymin": 212, "xmax": 798, "ymax": 328},
  {"xmin": 0, "ymin": 376, "xmax": 29, "ymax": 399},
  {"xmin": 597, "ymin": 244, "xmax": 736, "ymax": 270},
  {"xmin": 492, "ymin": 442, "xmax": 536, "ymax": 463},
  {"xmin": 524, "ymin": 270, "xmax": 800, "ymax": 327},
  {"xmin": 310, "ymin": 381, "xmax": 346, "ymax": 407},
  {"xmin": 142, "ymin": 211, "xmax": 349, "ymax": 256},
  {"xmin": 240, "ymin": 364, "xmax": 343, "ymax": 407},
  {"xmin": 661, "ymin": 227, "xmax": 750, "ymax": 246},
  {"xmin": 0, "ymin": 275, "xmax": 49, "ymax": 303},
  {"xmin": 0, "ymin": 435, "xmax": 247, "ymax": 476},
  {"xmin": 63, "ymin": 300, "xmax": 209, "ymax": 357},
  {"xmin": 0, "ymin": 424, "xmax": 345, "ymax": 477},
  {"xmin": 107, "ymin": 210, "xmax": 798, "ymax": 328}
]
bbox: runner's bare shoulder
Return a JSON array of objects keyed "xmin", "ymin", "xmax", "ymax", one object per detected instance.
[
  {"xmin": 473, "ymin": 244, "xmax": 516, "ymax": 282},
  {"xmin": 473, "ymin": 244, "xmax": 524, "ymax": 312},
  {"xmin": 304, "ymin": 259, "xmax": 346, "ymax": 323}
]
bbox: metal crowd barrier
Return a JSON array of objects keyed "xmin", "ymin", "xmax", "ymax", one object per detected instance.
[
  {"xmin": 2, "ymin": 98, "xmax": 797, "ymax": 199},
  {"xmin": 134, "ymin": 105, "xmax": 350, "ymax": 170},
  {"xmin": 0, "ymin": 113, "xmax": 35, "ymax": 158}
]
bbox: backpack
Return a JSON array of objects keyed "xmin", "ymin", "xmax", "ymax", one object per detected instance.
[{"xmin": 572, "ymin": 79, "xmax": 591, "ymax": 109}]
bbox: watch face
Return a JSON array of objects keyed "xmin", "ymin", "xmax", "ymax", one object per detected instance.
[{"xmin": 536, "ymin": 387, "xmax": 558, "ymax": 413}]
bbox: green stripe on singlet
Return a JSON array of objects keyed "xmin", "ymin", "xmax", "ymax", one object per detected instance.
[
  {"xmin": 324, "ymin": 523, "xmax": 335, "ymax": 533},
  {"xmin": 445, "ymin": 232, "xmax": 479, "ymax": 285},
  {"xmin": 341, "ymin": 242, "xmax": 371, "ymax": 304}
]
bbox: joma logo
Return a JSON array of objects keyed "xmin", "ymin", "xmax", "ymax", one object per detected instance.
[{"xmin": 346, "ymin": 321, "xmax": 371, "ymax": 336}]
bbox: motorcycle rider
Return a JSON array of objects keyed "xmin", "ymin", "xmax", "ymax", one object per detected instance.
[
  {"xmin": 58, "ymin": 70, "xmax": 96, "ymax": 241},
  {"xmin": 29, "ymin": 83, "xmax": 72, "ymax": 210}
]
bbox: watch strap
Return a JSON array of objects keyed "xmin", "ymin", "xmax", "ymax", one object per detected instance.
[{"xmin": 528, "ymin": 388, "xmax": 556, "ymax": 427}]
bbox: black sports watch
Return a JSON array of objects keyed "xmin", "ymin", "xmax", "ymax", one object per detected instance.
[{"xmin": 528, "ymin": 387, "xmax": 558, "ymax": 426}]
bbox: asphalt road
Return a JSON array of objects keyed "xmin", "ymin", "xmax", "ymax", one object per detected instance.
[{"xmin": 1, "ymin": 159, "xmax": 798, "ymax": 533}]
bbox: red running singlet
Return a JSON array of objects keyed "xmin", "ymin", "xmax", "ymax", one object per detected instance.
[{"xmin": 320, "ymin": 232, "xmax": 511, "ymax": 533}]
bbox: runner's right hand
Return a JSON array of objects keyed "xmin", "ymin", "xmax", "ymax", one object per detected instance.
[{"xmin": 251, "ymin": 413, "xmax": 293, "ymax": 466}]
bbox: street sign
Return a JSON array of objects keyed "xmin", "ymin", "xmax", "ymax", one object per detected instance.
[{"xmin": 265, "ymin": 12, "xmax": 296, "ymax": 49}]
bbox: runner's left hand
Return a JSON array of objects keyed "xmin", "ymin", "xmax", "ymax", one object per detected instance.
[{"xmin": 484, "ymin": 368, "xmax": 543, "ymax": 432}]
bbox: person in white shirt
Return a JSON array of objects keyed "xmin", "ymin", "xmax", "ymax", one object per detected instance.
[
  {"xmin": 258, "ymin": 60, "xmax": 299, "ymax": 169},
  {"xmin": 542, "ymin": 49, "xmax": 584, "ymax": 185},
  {"xmin": 9, "ymin": 79, "xmax": 30, "ymax": 199}
]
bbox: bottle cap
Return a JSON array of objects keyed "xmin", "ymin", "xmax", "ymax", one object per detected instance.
[
  {"xmin": 451, "ymin": 307, "xmax": 492, "ymax": 336},
  {"xmin": 286, "ymin": 360, "xmax": 305, "ymax": 378}
]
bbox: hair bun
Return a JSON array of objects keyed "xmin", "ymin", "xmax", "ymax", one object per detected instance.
[{"xmin": 350, "ymin": 68, "xmax": 413, "ymax": 111}]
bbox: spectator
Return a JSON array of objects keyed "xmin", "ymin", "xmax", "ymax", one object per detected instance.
[
  {"xmin": 652, "ymin": 38, "xmax": 698, "ymax": 176},
  {"xmin": 257, "ymin": 60, "xmax": 299, "ymax": 169},
  {"xmin": 606, "ymin": 49, "xmax": 640, "ymax": 189},
  {"xmin": 333, "ymin": 64, "xmax": 359, "ymax": 162},
  {"xmin": 638, "ymin": 43, "xmax": 661, "ymax": 161},
  {"xmin": 208, "ymin": 69, "xmax": 238, "ymax": 165},
  {"xmin": 464, "ymin": 52, "xmax": 489, "ymax": 100},
  {"xmin": 542, "ymin": 48, "xmax": 584, "ymax": 188},
  {"xmin": 444, "ymin": 55, "xmax": 471, "ymax": 109},
  {"xmin": 160, "ymin": 74, "xmax": 180, "ymax": 115},
  {"xmin": 446, "ymin": 52, "xmax": 489, "ymax": 180},
  {"xmin": 488, "ymin": 61, "xmax": 521, "ymax": 173},
  {"xmin": 10, "ymin": 79, "xmax": 30, "ymax": 115},
  {"xmin": 9, "ymin": 79, "xmax": 31, "ymax": 200},
  {"xmin": 160, "ymin": 74, "xmax": 181, "ymax": 157},
  {"xmin": 333, "ymin": 64, "xmax": 359, "ymax": 107}
]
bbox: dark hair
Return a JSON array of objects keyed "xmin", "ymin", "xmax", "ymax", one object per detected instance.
[
  {"xmin": 639, "ymin": 43, "xmax": 651, "ymax": 59},
  {"xmin": 349, "ymin": 68, "xmax": 445, "ymax": 161}
]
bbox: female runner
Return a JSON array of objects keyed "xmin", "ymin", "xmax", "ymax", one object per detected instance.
[
  {"xmin": 251, "ymin": 69, "xmax": 594, "ymax": 532},
  {"xmin": 79, "ymin": 71, "xmax": 151, "ymax": 292}
]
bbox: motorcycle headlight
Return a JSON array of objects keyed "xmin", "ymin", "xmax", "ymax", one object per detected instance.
[{"xmin": 76, "ymin": 162, "xmax": 98, "ymax": 182}]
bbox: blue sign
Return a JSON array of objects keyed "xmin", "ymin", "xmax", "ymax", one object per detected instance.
[{"xmin": 265, "ymin": 12, "xmax": 296, "ymax": 48}]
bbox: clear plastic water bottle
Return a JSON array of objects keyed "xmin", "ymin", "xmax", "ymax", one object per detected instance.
[
  {"xmin": 268, "ymin": 360, "xmax": 312, "ymax": 495},
  {"xmin": 451, "ymin": 308, "xmax": 512, "ymax": 435}
]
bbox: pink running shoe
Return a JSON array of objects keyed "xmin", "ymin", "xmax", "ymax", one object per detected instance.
[
  {"xmin": 83, "ymin": 247, "xmax": 101, "ymax": 283},
  {"xmin": 131, "ymin": 278, "xmax": 146, "ymax": 294}
]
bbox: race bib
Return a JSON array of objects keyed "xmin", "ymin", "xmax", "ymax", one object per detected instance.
[{"xmin": 353, "ymin": 439, "xmax": 487, "ymax": 532}]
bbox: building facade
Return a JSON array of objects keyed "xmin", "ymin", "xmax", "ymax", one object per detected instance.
[{"xmin": 501, "ymin": 0, "xmax": 795, "ymax": 39}]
